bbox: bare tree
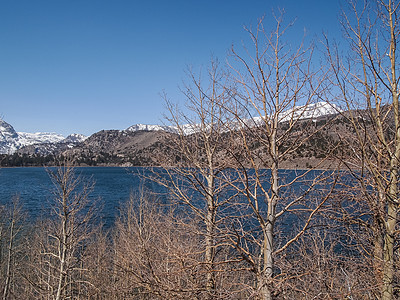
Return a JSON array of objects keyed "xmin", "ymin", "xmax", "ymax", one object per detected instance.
[
  {"xmin": 82, "ymin": 227, "xmax": 115, "ymax": 299},
  {"xmin": 326, "ymin": 0, "xmax": 400, "ymax": 298},
  {"xmin": 0, "ymin": 196, "xmax": 25, "ymax": 300},
  {"xmin": 114, "ymin": 192, "xmax": 201, "ymax": 299},
  {"xmin": 24, "ymin": 165, "xmax": 96, "ymax": 300},
  {"xmin": 151, "ymin": 60, "xmax": 243, "ymax": 298},
  {"xmin": 226, "ymin": 12, "xmax": 335, "ymax": 299}
]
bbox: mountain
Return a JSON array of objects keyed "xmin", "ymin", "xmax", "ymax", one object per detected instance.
[
  {"xmin": 63, "ymin": 129, "xmax": 177, "ymax": 166},
  {"xmin": 62, "ymin": 133, "xmax": 87, "ymax": 144},
  {"xmin": 125, "ymin": 124, "xmax": 175, "ymax": 133},
  {"xmin": 280, "ymin": 101, "xmax": 341, "ymax": 122},
  {"xmin": 17, "ymin": 133, "xmax": 88, "ymax": 156},
  {"xmin": 57, "ymin": 101, "xmax": 343, "ymax": 168},
  {"xmin": 243, "ymin": 101, "xmax": 341, "ymax": 127},
  {"xmin": 1, "ymin": 101, "xmax": 343, "ymax": 167},
  {"xmin": 124, "ymin": 123, "xmax": 201, "ymax": 135},
  {"xmin": 0, "ymin": 119, "xmax": 65, "ymax": 154},
  {"xmin": 125, "ymin": 101, "xmax": 341, "ymax": 135}
]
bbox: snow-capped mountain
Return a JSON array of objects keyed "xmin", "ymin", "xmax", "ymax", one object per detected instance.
[
  {"xmin": 279, "ymin": 101, "xmax": 341, "ymax": 122},
  {"xmin": 125, "ymin": 123, "xmax": 198, "ymax": 135},
  {"xmin": 125, "ymin": 101, "xmax": 342, "ymax": 135},
  {"xmin": 125, "ymin": 124, "xmax": 175, "ymax": 133},
  {"xmin": 17, "ymin": 132, "xmax": 64, "ymax": 146},
  {"xmin": 62, "ymin": 133, "xmax": 88, "ymax": 144},
  {"xmin": 0, "ymin": 101, "xmax": 341, "ymax": 156},
  {"xmin": 16, "ymin": 133, "xmax": 88, "ymax": 155},
  {"xmin": 244, "ymin": 101, "xmax": 341, "ymax": 127},
  {"xmin": 0, "ymin": 119, "xmax": 74, "ymax": 154},
  {"xmin": 125, "ymin": 122, "xmax": 208, "ymax": 135}
]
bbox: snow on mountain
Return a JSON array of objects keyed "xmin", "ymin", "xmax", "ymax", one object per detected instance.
[
  {"xmin": 125, "ymin": 124, "xmax": 175, "ymax": 133},
  {"xmin": 0, "ymin": 119, "xmax": 67, "ymax": 154},
  {"xmin": 17, "ymin": 132, "xmax": 65, "ymax": 145},
  {"xmin": 249, "ymin": 101, "xmax": 341, "ymax": 125},
  {"xmin": 15, "ymin": 133, "xmax": 88, "ymax": 155},
  {"xmin": 124, "ymin": 122, "xmax": 204, "ymax": 135},
  {"xmin": 0, "ymin": 120, "xmax": 19, "ymax": 154},
  {"xmin": 279, "ymin": 101, "xmax": 341, "ymax": 122},
  {"xmin": 0, "ymin": 101, "xmax": 341, "ymax": 155},
  {"xmin": 62, "ymin": 133, "xmax": 88, "ymax": 144},
  {"xmin": 126, "ymin": 101, "xmax": 342, "ymax": 136}
]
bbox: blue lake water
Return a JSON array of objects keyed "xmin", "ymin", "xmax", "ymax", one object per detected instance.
[
  {"xmin": 0, "ymin": 167, "xmax": 165, "ymax": 225},
  {"xmin": 0, "ymin": 167, "xmax": 337, "ymax": 230}
]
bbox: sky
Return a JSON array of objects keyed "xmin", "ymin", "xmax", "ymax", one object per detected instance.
[{"xmin": 0, "ymin": 0, "xmax": 342, "ymax": 137}]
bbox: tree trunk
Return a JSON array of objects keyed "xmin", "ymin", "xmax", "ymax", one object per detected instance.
[
  {"xmin": 383, "ymin": 6, "xmax": 400, "ymax": 295},
  {"xmin": 205, "ymin": 212, "xmax": 216, "ymax": 295},
  {"xmin": 2, "ymin": 218, "xmax": 14, "ymax": 300},
  {"xmin": 56, "ymin": 210, "xmax": 68, "ymax": 300},
  {"xmin": 259, "ymin": 225, "xmax": 274, "ymax": 300},
  {"xmin": 382, "ymin": 208, "xmax": 395, "ymax": 300},
  {"xmin": 382, "ymin": 173, "xmax": 398, "ymax": 300},
  {"xmin": 259, "ymin": 116, "xmax": 278, "ymax": 300},
  {"xmin": 205, "ymin": 174, "xmax": 216, "ymax": 297}
]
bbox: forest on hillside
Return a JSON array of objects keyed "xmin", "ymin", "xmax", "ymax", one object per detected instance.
[{"xmin": 1, "ymin": 1, "xmax": 400, "ymax": 299}]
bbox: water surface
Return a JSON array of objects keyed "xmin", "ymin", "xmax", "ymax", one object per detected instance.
[{"xmin": 0, "ymin": 167, "xmax": 161, "ymax": 224}]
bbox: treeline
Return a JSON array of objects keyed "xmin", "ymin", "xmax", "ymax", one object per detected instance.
[
  {"xmin": 0, "ymin": 153, "xmax": 136, "ymax": 167},
  {"xmin": 0, "ymin": 153, "xmax": 57, "ymax": 167}
]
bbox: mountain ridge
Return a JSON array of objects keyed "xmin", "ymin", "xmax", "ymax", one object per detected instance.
[{"xmin": 1, "ymin": 101, "xmax": 340, "ymax": 159}]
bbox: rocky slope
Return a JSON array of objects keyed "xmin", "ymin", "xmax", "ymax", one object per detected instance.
[
  {"xmin": 62, "ymin": 130, "xmax": 178, "ymax": 166},
  {"xmin": 17, "ymin": 134, "xmax": 87, "ymax": 156},
  {"xmin": 1, "ymin": 101, "xmax": 345, "ymax": 167},
  {"xmin": 0, "ymin": 119, "xmax": 66, "ymax": 154}
]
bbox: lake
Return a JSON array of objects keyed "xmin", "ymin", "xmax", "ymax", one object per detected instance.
[
  {"xmin": 0, "ymin": 167, "xmax": 166, "ymax": 225},
  {"xmin": 0, "ymin": 166, "xmax": 336, "ymax": 230}
]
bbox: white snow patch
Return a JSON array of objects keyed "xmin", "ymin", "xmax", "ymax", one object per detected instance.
[{"xmin": 126, "ymin": 101, "xmax": 342, "ymax": 136}]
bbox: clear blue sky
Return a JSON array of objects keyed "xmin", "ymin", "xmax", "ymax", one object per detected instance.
[{"xmin": 0, "ymin": 0, "xmax": 342, "ymax": 136}]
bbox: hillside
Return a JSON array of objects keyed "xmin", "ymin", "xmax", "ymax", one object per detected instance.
[
  {"xmin": 1, "ymin": 116, "xmax": 348, "ymax": 169},
  {"xmin": 0, "ymin": 101, "xmax": 361, "ymax": 168},
  {"xmin": 62, "ymin": 130, "xmax": 178, "ymax": 166}
]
